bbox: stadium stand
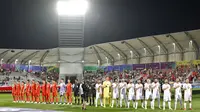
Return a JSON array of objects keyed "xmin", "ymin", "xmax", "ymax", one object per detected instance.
[{"xmin": 0, "ymin": 29, "xmax": 200, "ymax": 87}]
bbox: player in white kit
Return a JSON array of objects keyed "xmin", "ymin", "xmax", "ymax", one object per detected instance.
[
  {"xmin": 119, "ymin": 79, "xmax": 127, "ymax": 108},
  {"xmin": 162, "ymin": 79, "xmax": 172, "ymax": 110},
  {"xmin": 111, "ymin": 79, "xmax": 119, "ymax": 108},
  {"xmin": 127, "ymin": 80, "xmax": 135, "ymax": 108},
  {"xmin": 95, "ymin": 80, "xmax": 103, "ymax": 107},
  {"xmin": 135, "ymin": 80, "xmax": 144, "ymax": 109},
  {"xmin": 151, "ymin": 79, "xmax": 161, "ymax": 109},
  {"xmin": 183, "ymin": 79, "xmax": 192, "ymax": 110},
  {"xmin": 173, "ymin": 78, "xmax": 182, "ymax": 110},
  {"xmin": 144, "ymin": 79, "xmax": 152, "ymax": 109}
]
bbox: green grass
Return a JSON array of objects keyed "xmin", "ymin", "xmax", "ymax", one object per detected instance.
[{"xmin": 0, "ymin": 89, "xmax": 200, "ymax": 112}]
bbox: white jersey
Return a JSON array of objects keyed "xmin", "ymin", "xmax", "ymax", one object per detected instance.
[
  {"xmin": 127, "ymin": 83, "xmax": 135, "ymax": 94},
  {"xmin": 173, "ymin": 82, "xmax": 182, "ymax": 95},
  {"xmin": 183, "ymin": 83, "xmax": 192, "ymax": 101},
  {"xmin": 162, "ymin": 84, "xmax": 171, "ymax": 95},
  {"xmin": 135, "ymin": 83, "xmax": 143, "ymax": 100},
  {"xmin": 135, "ymin": 83, "xmax": 143, "ymax": 95},
  {"xmin": 112, "ymin": 83, "xmax": 119, "ymax": 94},
  {"xmin": 112, "ymin": 82, "xmax": 119, "ymax": 99},
  {"xmin": 119, "ymin": 82, "xmax": 127, "ymax": 95},
  {"xmin": 183, "ymin": 83, "xmax": 192, "ymax": 95},
  {"xmin": 162, "ymin": 84, "xmax": 171, "ymax": 101},
  {"xmin": 144, "ymin": 83, "xmax": 152, "ymax": 94},
  {"xmin": 95, "ymin": 83, "xmax": 102, "ymax": 94},
  {"xmin": 152, "ymin": 82, "xmax": 160, "ymax": 96}
]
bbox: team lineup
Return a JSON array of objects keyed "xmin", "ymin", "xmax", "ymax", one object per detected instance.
[{"xmin": 11, "ymin": 76, "xmax": 192, "ymax": 111}]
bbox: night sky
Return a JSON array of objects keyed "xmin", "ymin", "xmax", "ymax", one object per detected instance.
[{"xmin": 0, "ymin": 0, "xmax": 200, "ymax": 49}]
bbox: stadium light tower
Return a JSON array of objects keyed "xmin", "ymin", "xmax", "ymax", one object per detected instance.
[{"xmin": 56, "ymin": 0, "xmax": 89, "ymax": 16}]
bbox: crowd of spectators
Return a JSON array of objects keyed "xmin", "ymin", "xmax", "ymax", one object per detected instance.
[{"xmin": 83, "ymin": 64, "xmax": 200, "ymax": 84}]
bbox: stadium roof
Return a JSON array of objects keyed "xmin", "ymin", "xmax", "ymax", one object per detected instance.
[{"xmin": 0, "ymin": 29, "xmax": 199, "ymax": 66}]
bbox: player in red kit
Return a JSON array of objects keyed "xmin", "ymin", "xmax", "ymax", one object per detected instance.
[
  {"xmin": 51, "ymin": 80, "xmax": 58, "ymax": 104},
  {"xmin": 12, "ymin": 81, "xmax": 17, "ymax": 103},
  {"xmin": 16, "ymin": 80, "xmax": 21, "ymax": 102},
  {"xmin": 20, "ymin": 81, "xmax": 25, "ymax": 103},
  {"xmin": 66, "ymin": 79, "xmax": 72, "ymax": 105},
  {"xmin": 31, "ymin": 80, "xmax": 36, "ymax": 103},
  {"xmin": 25, "ymin": 80, "xmax": 31, "ymax": 103},
  {"xmin": 46, "ymin": 81, "xmax": 51, "ymax": 104},
  {"xmin": 35, "ymin": 81, "xmax": 41, "ymax": 103},
  {"xmin": 41, "ymin": 80, "xmax": 46, "ymax": 104}
]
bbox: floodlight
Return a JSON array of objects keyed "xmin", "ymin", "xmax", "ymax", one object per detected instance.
[
  {"xmin": 172, "ymin": 43, "xmax": 175, "ymax": 46},
  {"xmin": 130, "ymin": 51, "xmax": 132, "ymax": 53},
  {"xmin": 57, "ymin": 0, "xmax": 89, "ymax": 16},
  {"xmin": 82, "ymin": 60, "xmax": 85, "ymax": 63},
  {"xmin": 158, "ymin": 45, "xmax": 160, "ymax": 48},
  {"xmin": 15, "ymin": 59, "xmax": 18, "ymax": 62},
  {"xmin": 1, "ymin": 59, "xmax": 3, "ymax": 61},
  {"xmin": 117, "ymin": 53, "xmax": 120, "ymax": 56},
  {"xmin": 105, "ymin": 57, "xmax": 108, "ymax": 60}
]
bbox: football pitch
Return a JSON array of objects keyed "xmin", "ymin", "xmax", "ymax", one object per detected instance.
[{"xmin": 0, "ymin": 89, "xmax": 200, "ymax": 112}]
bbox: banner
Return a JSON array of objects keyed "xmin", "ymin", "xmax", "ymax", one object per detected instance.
[
  {"xmin": 47, "ymin": 66, "xmax": 59, "ymax": 73},
  {"xmin": 120, "ymin": 64, "xmax": 132, "ymax": 71},
  {"xmin": 107, "ymin": 66, "xmax": 113, "ymax": 72},
  {"xmin": 176, "ymin": 61, "xmax": 190, "ymax": 66},
  {"xmin": 192, "ymin": 60, "xmax": 200, "ymax": 65},
  {"xmin": 2, "ymin": 64, "xmax": 15, "ymax": 71},
  {"xmin": 146, "ymin": 63, "xmax": 160, "ymax": 69},
  {"xmin": 84, "ymin": 66, "xmax": 98, "ymax": 71},
  {"xmin": 19, "ymin": 65, "xmax": 28, "ymax": 72},
  {"xmin": 113, "ymin": 65, "xmax": 120, "ymax": 71},
  {"xmin": 97, "ymin": 66, "xmax": 105, "ymax": 72},
  {"xmin": 192, "ymin": 82, "xmax": 200, "ymax": 88},
  {"xmin": 133, "ymin": 64, "xmax": 145, "ymax": 70},
  {"xmin": 161, "ymin": 62, "xmax": 176, "ymax": 69},
  {"xmin": 31, "ymin": 66, "xmax": 43, "ymax": 72}
]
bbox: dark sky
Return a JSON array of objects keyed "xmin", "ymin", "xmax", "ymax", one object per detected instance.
[{"xmin": 0, "ymin": 0, "xmax": 200, "ymax": 49}]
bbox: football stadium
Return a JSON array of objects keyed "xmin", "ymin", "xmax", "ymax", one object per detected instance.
[{"xmin": 0, "ymin": 0, "xmax": 200, "ymax": 112}]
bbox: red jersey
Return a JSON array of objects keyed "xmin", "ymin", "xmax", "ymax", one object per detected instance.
[
  {"xmin": 42, "ymin": 84, "xmax": 46, "ymax": 94},
  {"xmin": 52, "ymin": 83, "xmax": 57, "ymax": 93},
  {"xmin": 12, "ymin": 84, "xmax": 16, "ymax": 94},
  {"xmin": 31, "ymin": 83, "xmax": 36, "ymax": 93},
  {"xmin": 36, "ymin": 84, "xmax": 41, "ymax": 95},
  {"xmin": 26, "ymin": 83, "xmax": 31, "ymax": 93},
  {"xmin": 66, "ymin": 83, "xmax": 72, "ymax": 92},
  {"xmin": 16, "ymin": 83, "xmax": 21, "ymax": 93},
  {"xmin": 46, "ymin": 84, "xmax": 51, "ymax": 94},
  {"xmin": 21, "ymin": 84, "xmax": 25, "ymax": 93}
]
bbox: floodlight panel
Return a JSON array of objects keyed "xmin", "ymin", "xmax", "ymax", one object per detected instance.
[{"xmin": 57, "ymin": 0, "xmax": 89, "ymax": 16}]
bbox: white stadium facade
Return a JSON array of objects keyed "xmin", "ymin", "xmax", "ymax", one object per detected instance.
[{"xmin": 0, "ymin": 29, "xmax": 200, "ymax": 80}]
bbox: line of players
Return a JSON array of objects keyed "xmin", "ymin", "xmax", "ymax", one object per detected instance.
[
  {"xmin": 11, "ymin": 79, "xmax": 73, "ymax": 105},
  {"xmin": 11, "ymin": 77, "xmax": 193, "ymax": 110},
  {"xmin": 95, "ymin": 77, "xmax": 192, "ymax": 110}
]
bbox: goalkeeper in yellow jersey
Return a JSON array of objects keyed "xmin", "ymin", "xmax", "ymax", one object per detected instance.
[{"xmin": 103, "ymin": 76, "xmax": 111, "ymax": 108}]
